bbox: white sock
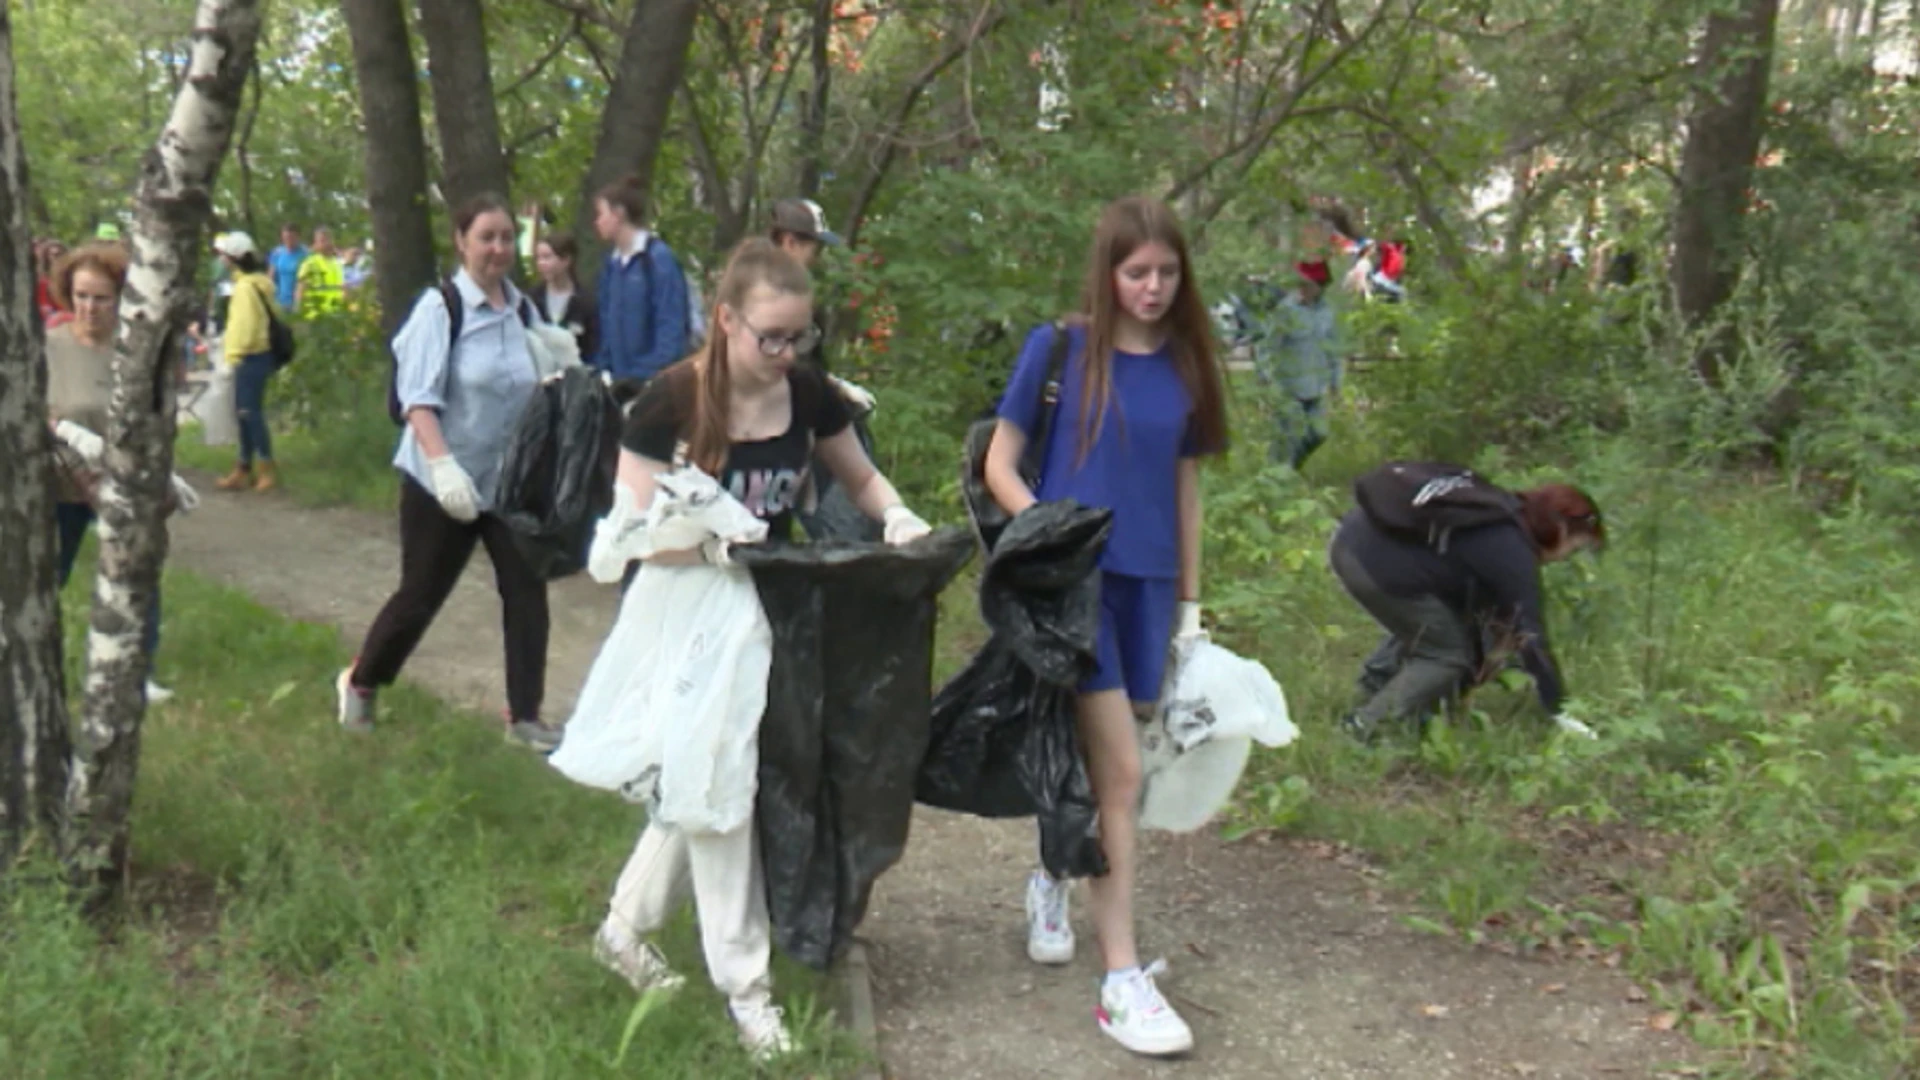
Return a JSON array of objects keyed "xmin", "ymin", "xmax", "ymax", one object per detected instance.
[{"xmin": 1104, "ymin": 966, "xmax": 1140, "ymax": 989}]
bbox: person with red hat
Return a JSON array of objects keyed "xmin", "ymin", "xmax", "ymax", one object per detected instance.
[{"xmin": 1238, "ymin": 257, "xmax": 1345, "ymax": 470}]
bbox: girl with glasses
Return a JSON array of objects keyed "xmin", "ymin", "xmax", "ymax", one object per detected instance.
[{"xmin": 590, "ymin": 237, "xmax": 932, "ymax": 1060}]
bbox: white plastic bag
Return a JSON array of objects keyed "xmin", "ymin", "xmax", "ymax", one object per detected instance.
[
  {"xmin": 524, "ymin": 319, "xmax": 582, "ymax": 380},
  {"xmin": 551, "ymin": 468, "xmax": 773, "ymax": 833},
  {"xmin": 196, "ymin": 358, "xmax": 237, "ymax": 446},
  {"xmin": 1138, "ymin": 638, "xmax": 1297, "ymax": 833}
]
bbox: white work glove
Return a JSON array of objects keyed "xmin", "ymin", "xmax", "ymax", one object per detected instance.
[
  {"xmin": 831, "ymin": 375, "xmax": 876, "ymax": 415},
  {"xmin": 426, "ymin": 455, "xmax": 480, "ymax": 523},
  {"xmin": 699, "ymin": 537, "xmax": 735, "ymax": 567},
  {"xmin": 1552, "ymin": 713, "xmax": 1598, "ymax": 740},
  {"xmin": 1174, "ymin": 601, "xmax": 1205, "ymax": 642},
  {"xmin": 54, "ymin": 420, "xmax": 106, "ymax": 465},
  {"xmin": 882, "ymin": 504, "xmax": 931, "ymax": 545},
  {"xmin": 169, "ymin": 474, "xmax": 201, "ymax": 515}
]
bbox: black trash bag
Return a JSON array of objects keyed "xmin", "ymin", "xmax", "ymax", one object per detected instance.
[
  {"xmin": 917, "ymin": 501, "xmax": 1113, "ymax": 881},
  {"xmin": 496, "ymin": 368, "xmax": 621, "ymax": 581},
  {"xmin": 734, "ymin": 528, "xmax": 975, "ymax": 970},
  {"xmin": 796, "ymin": 416, "xmax": 882, "ymax": 544}
]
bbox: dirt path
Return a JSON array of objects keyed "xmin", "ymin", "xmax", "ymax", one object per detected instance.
[{"xmin": 166, "ymin": 475, "xmax": 1698, "ymax": 1080}]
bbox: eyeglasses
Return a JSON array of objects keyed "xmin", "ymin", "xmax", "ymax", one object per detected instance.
[{"xmin": 738, "ymin": 314, "xmax": 820, "ymax": 357}]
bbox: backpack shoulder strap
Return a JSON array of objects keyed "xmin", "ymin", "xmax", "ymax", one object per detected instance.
[
  {"xmin": 1021, "ymin": 321, "xmax": 1071, "ymax": 483},
  {"xmin": 438, "ymin": 278, "xmax": 465, "ymax": 351}
]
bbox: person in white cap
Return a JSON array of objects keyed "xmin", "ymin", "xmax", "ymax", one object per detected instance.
[{"xmin": 211, "ymin": 231, "xmax": 285, "ymax": 493}]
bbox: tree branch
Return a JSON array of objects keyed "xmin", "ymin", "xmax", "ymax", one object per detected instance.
[
  {"xmin": 502, "ymin": 13, "xmax": 580, "ymax": 99},
  {"xmin": 843, "ymin": 1, "xmax": 1006, "ymax": 247}
]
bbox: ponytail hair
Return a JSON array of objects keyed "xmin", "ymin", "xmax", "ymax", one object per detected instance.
[
  {"xmin": 1519, "ymin": 483, "xmax": 1606, "ymax": 553},
  {"xmin": 681, "ymin": 237, "xmax": 814, "ymax": 475}
]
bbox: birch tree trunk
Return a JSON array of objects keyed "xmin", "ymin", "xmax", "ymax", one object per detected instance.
[
  {"xmin": 342, "ymin": 0, "xmax": 438, "ymax": 338},
  {"xmin": 0, "ymin": 0, "xmax": 73, "ymax": 874},
  {"xmin": 68, "ymin": 0, "xmax": 261, "ymax": 898}
]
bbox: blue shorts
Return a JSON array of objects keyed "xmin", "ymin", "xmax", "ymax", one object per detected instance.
[{"xmin": 1082, "ymin": 572, "xmax": 1178, "ymax": 705}]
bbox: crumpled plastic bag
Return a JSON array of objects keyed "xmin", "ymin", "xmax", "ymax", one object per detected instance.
[
  {"xmin": 496, "ymin": 367, "xmax": 620, "ymax": 580},
  {"xmin": 550, "ymin": 468, "xmax": 772, "ymax": 833},
  {"xmin": 736, "ymin": 529, "xmax": 975, "ymax": 970},
  {"xmin": 1137, "ymin": 637, "xmax": 1296, "ymax": 834},
  {"xmin": 917, "ymin": 502, "xmax": 1112, "ymax": 880}
]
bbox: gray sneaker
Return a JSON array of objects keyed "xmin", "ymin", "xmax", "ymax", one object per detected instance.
[{"xmin": 506, "ymin": 717, "xmax": 562, "ymax": 753}]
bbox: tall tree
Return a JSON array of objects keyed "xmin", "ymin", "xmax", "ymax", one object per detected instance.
[
  {"xmin": 418, "ymin": 0, "xmax": 511, "ymax": 208},
  {"xmin": 343, "ymin": 0, "xmax": 437, "ymax": 336},
  {"xmin": 0, "ymin": 0, "xmax": 74, "ymax": 875},
  {"xmin": 70, "ymin": 0, "xmax": 262, "ymax": 899},
  {"xmin": 575, "ymin": 0, "xmax": 701, "ymax": 272},
  {"xmin": 1671, "ymin": 0, "xmax": 1781, "ymax": 382}
]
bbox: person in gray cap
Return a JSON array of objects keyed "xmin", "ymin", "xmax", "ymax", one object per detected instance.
[{"xmin": 767, "ymin": 198, "xmax": 876, "ymax": 541}]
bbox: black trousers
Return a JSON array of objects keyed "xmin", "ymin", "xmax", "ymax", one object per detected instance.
[{"xmin": 354, "ymin": 477, "xmax": 550, "ymax": 720}]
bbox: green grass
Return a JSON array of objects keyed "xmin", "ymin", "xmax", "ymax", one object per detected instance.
[
  {"xmin": 176, "ymin": 411, "xmax": 401, "ymax": 514},
  {"xmin": 2, "ymin": 552, "xmax": 864, "ymax": 1078},
  {"xmin": 1189, "ymin": 413, "xmax": 1920, "ymax": 1079}
]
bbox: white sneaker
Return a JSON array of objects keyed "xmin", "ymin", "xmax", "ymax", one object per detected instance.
[
  {"xmin": 335, "ymin": 667, "xmax": 374, "ymax": 732},
  {"xmin": 1025, "ymin": 870, "xmax": 1074, "ymax": 965},
  {"xmin": 144, "ymin": 680, "xmax": 174, "ymax": 705},
  {"xmin": 592, "ymin": 925, "xmax": 686, "ymax": 994},
  {"xmin": 729, "ymin": 992, "xmax": 794, "ymax": 1061},
  {"xmin": 1096, "ymin": 960, "xmax": 1194, "ymax": 1057}
]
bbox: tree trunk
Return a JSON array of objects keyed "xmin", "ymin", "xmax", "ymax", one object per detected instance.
[
  {"xmin": 343, "ymin": 0, "xmax": 437, "ymax": 338},
  {"xmin": 1671, "ymin": 0, "xmax": 1780, "ymax": 383},
  {"xmin": 794, "ymin": 0, "xmax": 833, "ymax": 200},
  {"xmin": 574, "ymin": 0, "xmax": 701, "ymax": 276},
  {"xmin": 418, "ymin": 0, "xmax": 510, "ymax": 209},
  {"xmin": 0, "ymin": 0, "xmax": 74, "ymax": 875},
  {"xmin": 69, "ymin": 0, "xmax": 262, "ymax": 901}
]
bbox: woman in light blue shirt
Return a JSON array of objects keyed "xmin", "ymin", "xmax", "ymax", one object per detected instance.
[{"xmin": 335, "ymin": 193, "xmax": 559, "ymax": 751}]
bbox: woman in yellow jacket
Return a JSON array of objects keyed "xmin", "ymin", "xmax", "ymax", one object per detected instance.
[{"xmin": 214, "ymin": 232, "xmax": 282, "ymax": 492}]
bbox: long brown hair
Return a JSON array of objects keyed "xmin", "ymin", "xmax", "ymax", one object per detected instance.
[
  {"xmin": 1073, "ymin": 196, "xmax": 1228, "ymax": 463},
  {"xmin": 680, "ymin": 237, "xmax": 813, "ymax": 475}
]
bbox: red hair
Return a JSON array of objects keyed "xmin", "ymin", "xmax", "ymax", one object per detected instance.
[{"xmin": 1519, "ymin": 484, "xmax": 1606, "ymax": 552}]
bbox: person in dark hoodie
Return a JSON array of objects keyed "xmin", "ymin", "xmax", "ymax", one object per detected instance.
[{"xmin": 1328, "ymin": 480, "xmax": 1605, "ymax": 742}]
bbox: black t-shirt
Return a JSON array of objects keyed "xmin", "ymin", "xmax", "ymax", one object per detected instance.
[{"xmin": 621, "ymin": 363, "xmax": 853, "ymax": 540}]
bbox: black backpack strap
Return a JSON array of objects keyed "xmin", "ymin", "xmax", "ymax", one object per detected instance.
[
  {"xmin": 438, "ymin": 279, "xmax": 465, "ymax": 346},
  {"xmin": 1019, "ymin": 320, "xmax": 1071, "ymax": 486}
]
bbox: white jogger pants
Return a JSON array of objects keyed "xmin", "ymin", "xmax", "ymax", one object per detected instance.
[{"xmin": 605, "ymin": 821, "xmax": 772, "ymax": 1001}]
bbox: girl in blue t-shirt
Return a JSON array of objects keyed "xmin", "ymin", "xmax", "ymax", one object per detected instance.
[{"xmin": 983, "ymin": 196, "xmax": 1229, "ymax": 1058}]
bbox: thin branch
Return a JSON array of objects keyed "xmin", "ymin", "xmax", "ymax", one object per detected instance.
[
  {"xmin": 1166, "ymin": 0, "xmax": 1397, "ymax": 203},
  {"xmin": 502, "ymin": 13, "xmax": 580, "ymax": 99},
  {"xmin": 844, "ymin": 0, "xmax": 1006, "ymax": 247}
]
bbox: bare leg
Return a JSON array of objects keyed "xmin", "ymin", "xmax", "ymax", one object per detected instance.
[{"xmin": 1077, "ymin": 687, "xmax": 1145, "ymax": 972}]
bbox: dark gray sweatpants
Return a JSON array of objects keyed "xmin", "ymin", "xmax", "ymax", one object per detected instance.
[{"xmin": 1328, "ymin": 533, "xmax": 1477, "ymax": 729}]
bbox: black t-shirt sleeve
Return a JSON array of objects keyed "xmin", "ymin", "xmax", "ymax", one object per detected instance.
[
  {"xmin": 619, "ymin": 374, "xmax": 685, "ymax": 462},
  {"xmin": 793, "ymin": 365, "xmax": 852, "ymax": 440}
]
